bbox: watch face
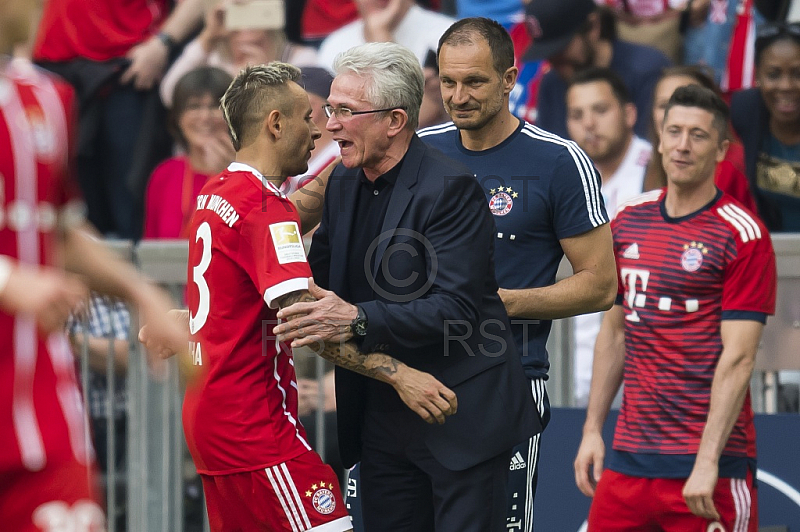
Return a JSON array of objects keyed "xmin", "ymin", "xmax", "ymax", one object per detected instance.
[
  {"xmin": 352, "ymin": 307, "xmax": 368, "ymax": 336},
  {"xmin": 354, "ymin": 319, "xmax": 367, "ymax": 336}
]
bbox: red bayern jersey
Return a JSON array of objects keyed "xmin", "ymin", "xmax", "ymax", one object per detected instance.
[
  {"xmin": 0, "ymin": 58, "xmax": 90, "ymax": 473},
  {"xmin": 610, "ymin": 188, "xmax": 776, "ymax": 459},
  {"xmin": 33, "ymin": 0, "xmax": 169, "ymax": 62},
  {"xmin": 184, "ymin": 162, "xmax": 313, "ymax": 475}
]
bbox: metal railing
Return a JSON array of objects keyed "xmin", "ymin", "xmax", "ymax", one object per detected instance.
[{"xmin": 74, "ymin": 234, "xmax": 800, "ymax": 530}]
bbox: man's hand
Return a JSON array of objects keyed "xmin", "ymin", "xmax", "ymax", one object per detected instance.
[
  {"xmin": 198, "ymin": 2, "xmax": 228, "ymax": 53},
  {"xmin": 362, "ymin": 0, "xmax": 413, "ymax": 42},
  {"xmin": 138, "ymin": 307, "xmax": 198, "ymax": 380},
  {"xmin": 0, "ymin": 265, "xmax": 88, "ymax": 335},
  {"xmin": 682, "ymin": 461, "xmax": 721, "ymax": 520},
  {"xmin": 138, "ymin": 308, "xmax": 189, "ymax": 359},
  {"xmin": 200, "ymin": 131, "xmax": 236, "ymax": 174},
  {"xmin": 391, "ymin": 363, "xmax": 457, "ymax": 424},
  {"xmin": 274, "ymin": 278, "xmax": 357, "ymax": 347},
  {"xmin": 573, "ymin": 431, "xmax": 605, "ymax": 497},
  {"xmin": 121, "ymin": 35, "xmax": 170, "ymax": 90}
]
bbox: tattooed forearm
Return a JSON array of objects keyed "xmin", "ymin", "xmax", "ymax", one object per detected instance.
[
  {"xmin": 318, "ymin": 341, "xmax": 403, "ymax": 386},
  {"xmin": 275, "ymin": 288, "xmax": 405, "ymax": 385},
  {"xmin": 275, "ymin": 291, "xmax": 316, "ymax": 309}
]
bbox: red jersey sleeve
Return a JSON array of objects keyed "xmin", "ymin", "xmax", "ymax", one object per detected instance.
[
  {"xmin": 720, "ymin": 206, "xmax": 777, "ymax": 317},
  {"xmin": 240, "ymin": 196, "xmax": 312, "ymax": 308}
]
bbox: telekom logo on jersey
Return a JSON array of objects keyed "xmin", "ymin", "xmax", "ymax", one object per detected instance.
[
  {"xmin": 621, "ymin": 266, "xmax": 702, "ymax": 319},
  {"xmin": 621, "ymin": 267, "xmax": 650, "ymax": 323}
]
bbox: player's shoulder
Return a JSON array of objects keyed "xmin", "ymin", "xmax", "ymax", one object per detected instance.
[
  {"xmin": 417, "ymin": 121, "xmax": 458, "ymax": 143},
  {"xmin": 615, "ymin": 188, "xmax": 664, "ymax": 218},
  {"xmin": 711, "ymin": 193, "xmax": 770, "ymax": 246},
  {"xmin": 415, "ymin": 137, "xmax": 477, "ymax": 195},
  {"xmin": 519, "ymin": 122, "xmax": 591, "ymax": 161}
]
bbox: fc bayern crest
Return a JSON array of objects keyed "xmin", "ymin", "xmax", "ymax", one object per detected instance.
[
  {"xmin": 488, "ymin": 186, "xmax": 517, "ymax": 216},
  {"xmin": 306, "ymin": 482, "xmax": 336, "ymax": 515},
  {"xmin": 681, "ymin": 242, "xmax": 708, "ymax": 272}
]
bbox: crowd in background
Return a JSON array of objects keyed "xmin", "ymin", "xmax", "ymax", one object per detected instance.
[
  {"xmin": 19, "ymin": 0, "xmax": 800, "ymax": 244},
  {"xmin": 9, "ymin": 0, "xmax": 800, "ymax": 528}
]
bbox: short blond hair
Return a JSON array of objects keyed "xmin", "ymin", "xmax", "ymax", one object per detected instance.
[{"xmin": 221, "ymin": 62, "xmax": 301, "ymax": 151}]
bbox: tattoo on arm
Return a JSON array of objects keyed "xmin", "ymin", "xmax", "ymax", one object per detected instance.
[
  {"xmin": 276, "ymin": 289, "xmax": 404, "ymax": 385},
  {"xmin": 317, "ymin": 343, "xmax": 402, "ymax": 385},
  {"xmin": 276, "ymin": 291, "xmax": 316, "ymax": 308}
]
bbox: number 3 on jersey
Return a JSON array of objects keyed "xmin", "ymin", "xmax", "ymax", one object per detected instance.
[{"xmin": 190, "ymin": 222, "xmax": 211, "ymax": 335}]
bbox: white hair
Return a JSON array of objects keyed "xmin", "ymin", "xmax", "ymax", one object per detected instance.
[{"xmin": 333, "ymin": 42, "xmax": 424, "ymax": 129}]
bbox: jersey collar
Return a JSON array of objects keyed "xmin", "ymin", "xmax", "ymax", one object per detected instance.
[{"xmin": 227, "ymin": 162, "xmax": 285, "ymax": 197}]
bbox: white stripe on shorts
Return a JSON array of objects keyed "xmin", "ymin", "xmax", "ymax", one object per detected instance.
[
  {"xmin": 731, "ymin": 477, "xmax": 751, "ymax": 532},
  {"xmin": 280, "ymin": 462, "xmax": 312, "ymax": 529},
  {"xmin": 266, "ymin": 467, "xmax": 301, "ymax": 532}
]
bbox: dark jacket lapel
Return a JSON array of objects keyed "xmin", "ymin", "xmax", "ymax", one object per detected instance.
[
  {"xmin": 329, "ymin": 168, "xmax": 361, "ymax": 293},
  {"xmin": 371, "ymin": 135, "xmax": 425, "ymax": 274}
]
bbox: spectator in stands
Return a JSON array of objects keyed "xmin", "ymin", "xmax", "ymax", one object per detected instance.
[
  {"xmin": 145, "ymin": 67, "xmax": 234, "ymax": 240},
  {"xmin": 455, "ymin": 0, "xmax": 522, "ymax": 26},
  {"xmin": 731, "ymin": 21, "xmax": 800, "ymax": 232},
  {"xmin": 597, "ymin": 0, "xmax": 701, "ymax": 63},
  {"xmin": 301, "ymin": 0, "xmax": 360, "ymax": 46},
  {"xmin": 683, "ymin": 0, "xmax": 742, "ymax": 86},
  {"xmin": 565, "ymin": 68, "xmax": 650, "ymax": 408},
  {"xmin": 33, "ymin": 0, "xmax": 206, "ymax": 240},
  {"xmin": 523, "ymin": 0, "xmax": 670, "ymax": 139},
  {"xmin": 418, "ymin": 49, "xmax": 450, "ymax": 129},
  {"xmin": 316, "ymin": 0, "xmax": 454, "ymax": 71},
  {"xmin": 645, "ymin": 66, "xmax": 758, "ymax": 214},
  {"xmin": 160, "ymin": 0, "xmax": 317, "ymax": 109}
]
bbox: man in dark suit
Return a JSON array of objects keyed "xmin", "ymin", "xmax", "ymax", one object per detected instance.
[{"xmin": 274, "ymin": 42, "xmax": 540, "ymax": 531}]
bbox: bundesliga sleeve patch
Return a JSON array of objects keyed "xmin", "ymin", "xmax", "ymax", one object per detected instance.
[{"xmin": 269, "ymin": 222, "xmax": 307, "ymax": 264}]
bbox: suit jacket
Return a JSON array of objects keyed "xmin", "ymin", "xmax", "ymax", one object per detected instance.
[{"xmin": 309, "ymin": 134, "xmax": 540, "ymax": 471}]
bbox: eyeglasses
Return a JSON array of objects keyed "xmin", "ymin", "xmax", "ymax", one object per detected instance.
[
  {"xmin": 755, "ymin": 22, "xmax": 800, "ymax": 41},
  {"xmin": 322, "ymin": 104, "xmax": 406, "ymax": 119}
]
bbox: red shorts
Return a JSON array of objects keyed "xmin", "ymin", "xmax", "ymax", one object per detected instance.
[
  {"xmin": 588, "ymin": 469, "xmax": 757, "ymax": 532},
  {"xmin": 201, "ymin": 451, "xmax": 351, "ymax": 532},
  {"xmin": 0, "ymin": 459, "xmax": 105, "ymax": 532}
]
